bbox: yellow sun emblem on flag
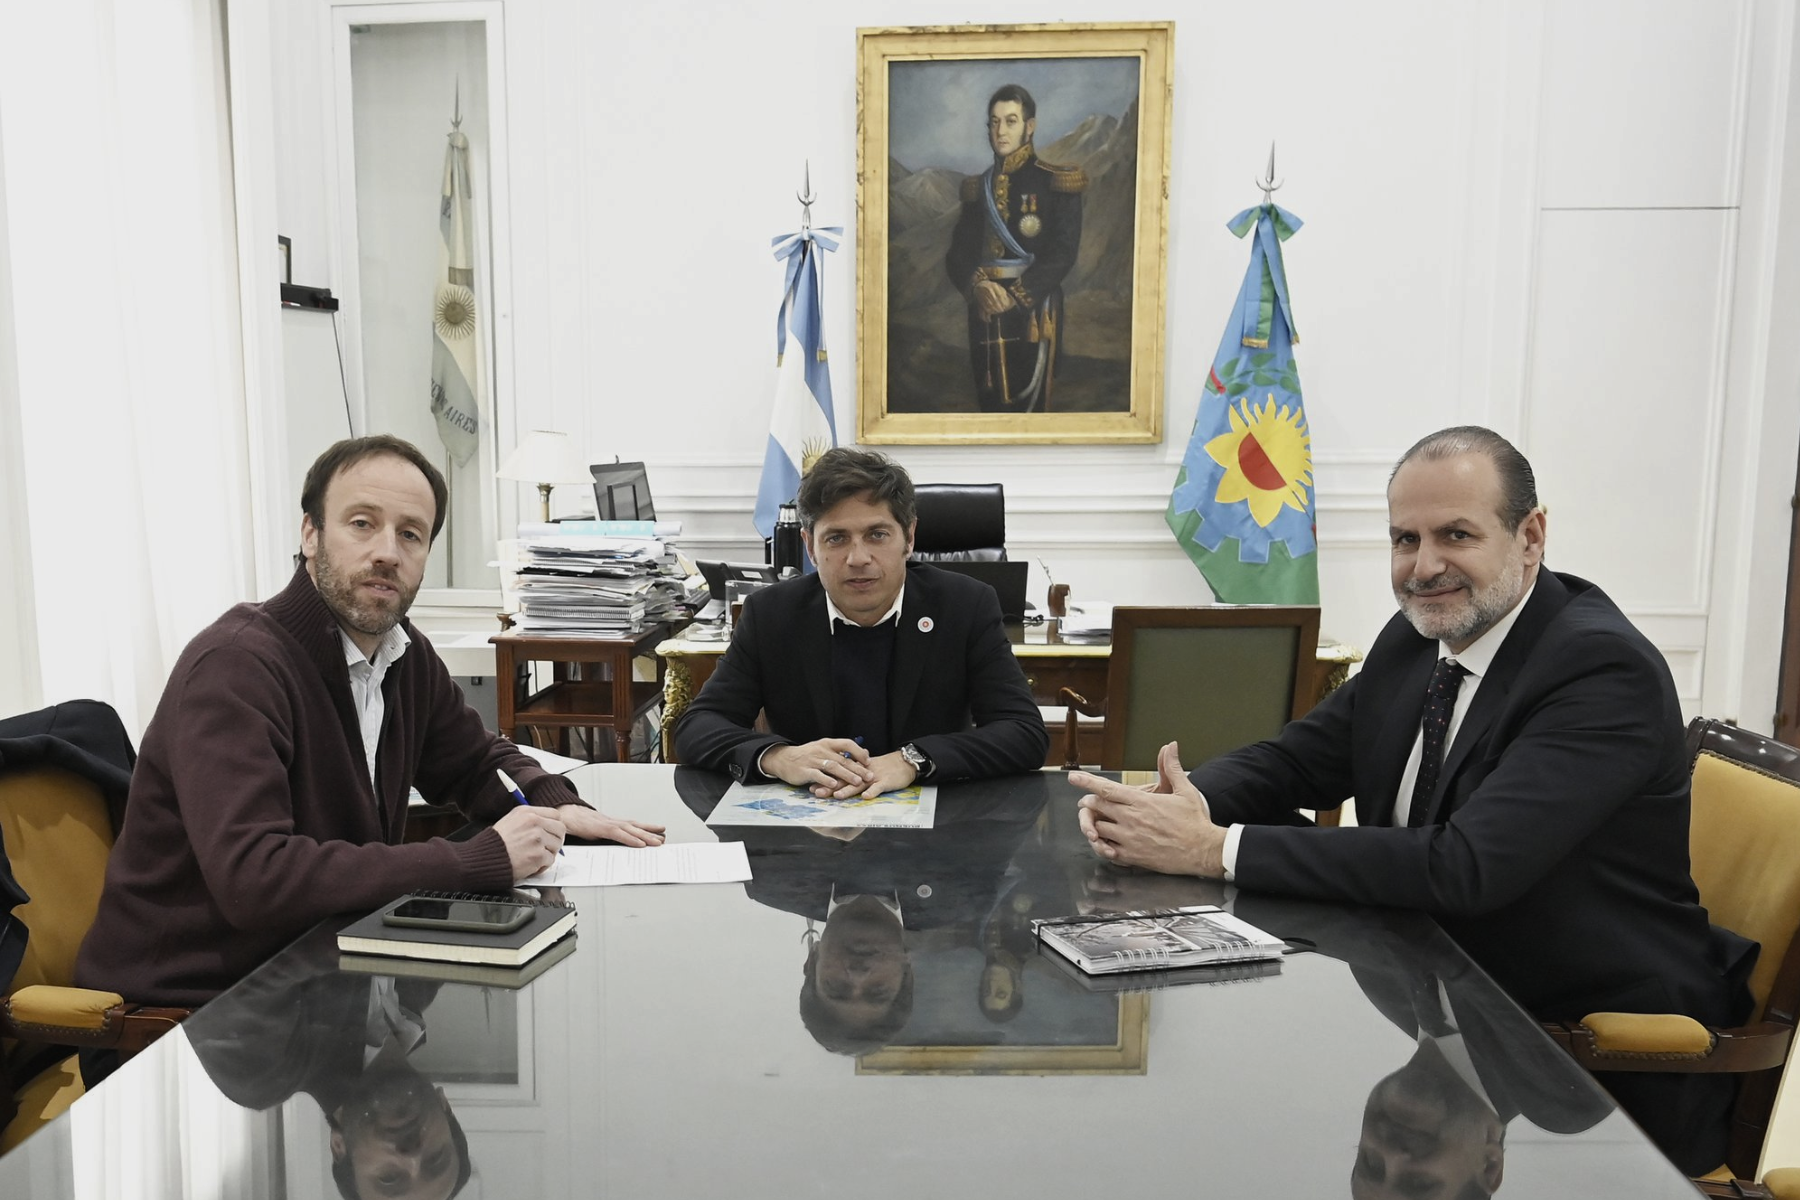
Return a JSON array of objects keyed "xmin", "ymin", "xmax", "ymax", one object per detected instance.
[
  {"xmin": 433, "ymin": 283, "xmax": 477, "ymax": 340},
  {"xmin": 799, "ymin": 438, "xmax": 832, "ymax": 474},
  {"xmin": 1205, "ymin": 395, "xmax": 1313, "ymax": 529}
]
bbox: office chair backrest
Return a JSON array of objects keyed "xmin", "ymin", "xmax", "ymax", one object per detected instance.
[
  {"xmin": 1685, "ymin": 718, "xmax": 1800, "ymax": 1023},
  {"xmin": 1104, "ymin": 606, "xmax": 1322, "ymax": 771},
  {"xmin": 911, "ymin": 483, "xmax": 1006, "ymax": 562}
]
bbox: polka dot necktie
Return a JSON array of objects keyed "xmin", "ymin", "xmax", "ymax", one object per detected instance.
[{"xmin": 1407, "ymin": 659, "xmax": 1470, "ymax": 828}]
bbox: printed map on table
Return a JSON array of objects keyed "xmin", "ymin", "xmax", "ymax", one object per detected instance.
[{"xmin": 705, "ymin": 782, "xmax": 939, "ymax": 829}]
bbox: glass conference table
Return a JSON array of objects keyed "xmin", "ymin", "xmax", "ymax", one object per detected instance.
[{"xmin": 2, "ymin": 765, "xmax": 1699, "ymax": 1198}]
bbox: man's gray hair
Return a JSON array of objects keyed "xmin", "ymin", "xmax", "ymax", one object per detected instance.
[{"xmin": 1391, "ymin": 426, "xmax": 1539, "ymax": 532}]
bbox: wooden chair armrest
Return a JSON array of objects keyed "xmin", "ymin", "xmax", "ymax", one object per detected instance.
[
  {"xmin": 3, "ymin": 985, "xmax": 190, "ymax": 1055},
  {"xmin": 1541, "ymin": 1015, "xmax": 1792, "ymax": 1073}
]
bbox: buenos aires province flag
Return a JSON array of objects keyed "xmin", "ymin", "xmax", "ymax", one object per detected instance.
[
  {"xmin": 754, "ymin": 224, "xmax": 841, "ymax": 538},
  {"xmin": 1166, "ymin": 204, "xmax": 1319, "ymax": 604}
]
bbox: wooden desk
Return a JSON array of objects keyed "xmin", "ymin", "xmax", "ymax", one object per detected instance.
[
  {"xmin": 654, "ymin": 624, "xmax": 1362, "ymax": 764},
  {"xmin": 492, "ymin": 624, "xmax": 674, "ymax": 762}
]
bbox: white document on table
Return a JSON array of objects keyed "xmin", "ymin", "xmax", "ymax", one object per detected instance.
[
  {"xmin": 518, "ymin": 841, "xmax": 752, "ymax": 887},
  {"xmin": 512, "ymin": 742, "xmax": 588, "ymax": 774}
]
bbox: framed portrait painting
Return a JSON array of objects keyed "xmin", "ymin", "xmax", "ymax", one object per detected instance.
[{"xmin": 856, "ymin": 22, "xmax": 1173, "ymax": 445}]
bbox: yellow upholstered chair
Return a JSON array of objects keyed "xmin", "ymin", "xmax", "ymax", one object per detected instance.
[
  {"xmin": 0, "ymin": 761, "xmax": 187, "ymax": 1151},
  {"xmin": 1543, "ymin": 717, "xmax": 1800, "ymax": 1190}
]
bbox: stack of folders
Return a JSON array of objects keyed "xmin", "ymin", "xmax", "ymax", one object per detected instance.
[
  {"xmin": 337, "ymin": 891, "xmax": 578, "ymax": 988},
  {"xmin": 504, "ymin": 521, "xmax": 690, "ymax": 636},
  {"xmin": 1033, "ymin": 905, "xmax": 1287, "ymax": 978}
]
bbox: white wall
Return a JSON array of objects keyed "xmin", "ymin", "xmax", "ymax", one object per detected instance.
[{"xmin": 238, "ymin": 0, "xmax": 1800, "ymax": 728}]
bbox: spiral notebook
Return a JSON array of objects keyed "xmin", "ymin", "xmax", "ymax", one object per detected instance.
[
  {"xmin": 336, "ymin": 891, "xmax": 577, "ymax": 968},
  {"xmin": 1032, "ymin": 905, "xmax": 1286, "ymax": 976}
]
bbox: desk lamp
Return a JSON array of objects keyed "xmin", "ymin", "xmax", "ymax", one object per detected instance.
[{"xmin": 496, "ymin": 430, "xmax": 591, "ymax": 522}]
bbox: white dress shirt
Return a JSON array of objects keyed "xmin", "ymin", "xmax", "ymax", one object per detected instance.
[
  {"xmin": 1220, "ymin": 582, "xmax": 1537, "ymax": 878},
  {"xmin": 339, "ymin": 624, "xmax": 410, "ymax": 788}
]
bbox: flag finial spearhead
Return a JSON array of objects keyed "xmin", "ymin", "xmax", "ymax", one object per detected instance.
[{"xmin": 1254, "ymin": 142, "xmax": 1281, "ymax": 209}]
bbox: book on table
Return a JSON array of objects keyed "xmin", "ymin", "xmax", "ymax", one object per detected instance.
[
  {"xmin": 338, "ymin": 929, "xmax": 579, "ymax": 989},
  {"xmin": 1032, "ymin": 904, "xmax": 1286, "ymax": 976},
  {"xmin": 337, "ymin": 891, "xmax": 577, "ymax": 968}
]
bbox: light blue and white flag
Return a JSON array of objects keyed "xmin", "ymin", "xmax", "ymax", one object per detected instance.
[
  {"xmin": 429, "ymin": 119, "xmax": 480, "ymax": 467},
  {"xmin": 753, "ymin": 223, "xmax": 841, "ymax": 539}
]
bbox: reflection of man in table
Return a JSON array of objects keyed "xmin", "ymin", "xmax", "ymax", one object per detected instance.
[
  {"xmin": 187, "ymin": 929, "xmax": 472, "ymax": 1200},
  {"xmin": 675, "ymin": 768, "xmax": 1047, "ymax": 1053},
  {"xmin": 1074, "ymin": 426, "xmax": 1753, "ymax": 1174},
  {"xmin": 945, "ymin": 84, "xmax": 1086, "ymax": 413}
]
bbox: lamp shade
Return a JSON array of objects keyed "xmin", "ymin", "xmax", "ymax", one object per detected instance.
[{"xmin": 496, "ymin": 430, "xmax": 591, "ymax": 485}]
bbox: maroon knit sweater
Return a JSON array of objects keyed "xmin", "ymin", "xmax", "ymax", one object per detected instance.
[{"xmin": 75, "ymin": 567, "xmax": 583, "ymax": 1007}]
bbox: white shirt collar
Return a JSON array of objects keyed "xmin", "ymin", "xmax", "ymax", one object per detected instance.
[
  {"xmin": 825, "ymin": 583, "xmax": 906, "ymax": 633},
  {"xmin": 1440, "ymin": 579, "xmax": 1535, "ymax": 679},
  {"xmin": 338, "ymin": 622, "xmax": 410, "ymax": 669}
]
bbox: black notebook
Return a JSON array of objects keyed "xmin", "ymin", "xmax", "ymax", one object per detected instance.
[
  {"xmin": 338, "ymin": 931, "xmax": 579, "ymax": 989},
  {"xmin": 1033, "ymin": 905, "xmax": 1286, "ymax": 975},
  {"xmin": 337, "ymin": 891, "xmax": 577, "ymax": 968}
]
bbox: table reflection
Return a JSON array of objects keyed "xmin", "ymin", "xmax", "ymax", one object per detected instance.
[
  {"xmin": 184, "ymin": 927, "xmax": 475, "ymax": 1200},
  {"xmin": 1231, "ymin": 895, "xmax": 1613, "ymax": 1199}
]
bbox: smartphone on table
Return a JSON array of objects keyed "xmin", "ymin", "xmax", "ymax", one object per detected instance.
[{"xmin": 383, "ymin": 897, "xmax": 533, "ymax": 934}]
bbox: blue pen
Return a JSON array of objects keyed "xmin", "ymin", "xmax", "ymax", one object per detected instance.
[
  {"xmin": 497, "ymin": 768, "xmax": 563, "ymax": 855},
  {"xmin": 841, "ymin": 735, "xmax": 866, "ymax": 760}
]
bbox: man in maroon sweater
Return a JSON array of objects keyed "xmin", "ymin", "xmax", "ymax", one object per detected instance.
[{"xmin": 76, "ymin": 435, "xmax": 664, "ymax": 1012}]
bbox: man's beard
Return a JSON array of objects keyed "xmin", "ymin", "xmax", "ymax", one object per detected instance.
[
  {"xmin": 1396, "ymin": 551, "xmax": 1525, "ymax": 647},
  {"xmin": 312, "ymin": 542, "xmax": 418, "ymax": 640}
]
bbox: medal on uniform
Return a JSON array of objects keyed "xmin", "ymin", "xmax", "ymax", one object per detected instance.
[{"xmin": 1019, "ymin": 213, "xmax": 1042, "ymax": 238}]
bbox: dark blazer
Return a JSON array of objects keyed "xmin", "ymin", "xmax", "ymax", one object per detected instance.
[
  {"xmin": 1196, "ymin": 570, "xmax": 1748, "ymax": 1029},
  {"xmin": 674, "ymin": 563, "xmax": 1048, "ymax": 782}
]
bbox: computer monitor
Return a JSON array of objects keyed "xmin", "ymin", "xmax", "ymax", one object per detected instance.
[{"xmin": 589, "ymin": 461, "xmax": 655, "ymax": 521}]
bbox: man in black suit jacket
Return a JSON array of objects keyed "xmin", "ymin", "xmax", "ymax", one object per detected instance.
[
  {"xmin": 675, "ymin": 448, "xmax": 1048, "ymax": 792},
  {"xmin": 1074, "ymin": 427, "xmax": 1751, "ymax": 1174}
]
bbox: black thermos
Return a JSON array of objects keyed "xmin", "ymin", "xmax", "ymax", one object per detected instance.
[{"xmin": 773, "ymin": 502, "xmax": 803, "ymax": 576}]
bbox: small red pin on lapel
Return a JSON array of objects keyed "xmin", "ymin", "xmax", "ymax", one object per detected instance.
[{"xmin": 918, "ymin": 617, "xmax": 934, "ymax": 633}]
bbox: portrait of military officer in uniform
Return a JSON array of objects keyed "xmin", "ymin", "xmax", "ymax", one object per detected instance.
[
  {"xmin": 943, "ymin": 84, "xmax": 1086, "ymax": 413},
  {"xmin": 876, "ymin": 53, "xmax": 1151, "ymax": 422}
]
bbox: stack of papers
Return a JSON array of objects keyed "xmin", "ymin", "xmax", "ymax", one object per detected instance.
[
  {"xmin": 1057, "ymin": 604, "xmax": 1113, "ymax": 642},
  {"xmin": 502, "ymin": 531, "xmax": 689, "ymax": 636}
]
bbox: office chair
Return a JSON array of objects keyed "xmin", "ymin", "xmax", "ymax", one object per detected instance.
[
  {"xmin": 911, "ymin": 483, "xmax": 1006, "ymax": 562},
  {"xmin": 0, "ymin": 702, "xmax": 189, "ymax": 1151},
  {"xmin": 1058, "ymin": 606, "xmax": 1329, "ymax": 817},
  {"xmin": 1542, "ymin": 717, "xmax": 1800, "ymax": 1191}
]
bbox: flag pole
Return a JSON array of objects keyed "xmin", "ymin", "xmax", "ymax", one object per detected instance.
[{"xmin": 443, "ymin": 449, "xmax": 455, "ymax": 584}]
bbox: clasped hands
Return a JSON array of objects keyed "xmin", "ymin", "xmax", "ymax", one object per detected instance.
[
  {"xmin": 1071, "ymin": 741, "xmax": 1228, "ymax": 879},
  {"xmin": 495, "ymin": 803, "xmax": 666, "ymax": 881},
  {"xmin": 764, "ymin": 738, "xmax": 916, "ymax": 800}
]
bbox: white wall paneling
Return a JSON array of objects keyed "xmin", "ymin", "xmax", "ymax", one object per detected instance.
[{"xmin": 234, "ymin": 0, "xmax": 1800, "ymax": 725}]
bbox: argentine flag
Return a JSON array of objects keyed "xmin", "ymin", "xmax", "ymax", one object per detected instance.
[{"xmin": 754, "ymin": 224, "xmax": 841, "ymax": 538}]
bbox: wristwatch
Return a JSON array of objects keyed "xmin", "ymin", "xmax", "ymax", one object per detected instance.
[{"xmin": 900, "ymin": 743, "xmax": 933, "ymax": 779}]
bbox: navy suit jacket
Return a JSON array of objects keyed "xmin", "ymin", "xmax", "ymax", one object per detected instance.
[
  {"xmin": 1196, "ymin": 570, "xmax": 1748, "ymax": 1028},
  {"xmin": 673, "ymin": 563, "xmax": 1048, "ymax": 782}
]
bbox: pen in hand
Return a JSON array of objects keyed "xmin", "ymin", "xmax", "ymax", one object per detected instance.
[{"xmin": 497, "ymin": 768, "xmax": 563, "ymax": 855}]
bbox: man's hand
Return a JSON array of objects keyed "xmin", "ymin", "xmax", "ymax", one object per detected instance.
[
  {"xmin": 557, "ymin": 804, "xmax": 665, "ymax": 848},
  {"xmin": 973, "ymin": 279, "xmax": 1017, "ymax": 319},
  {"xmin": 1071, "ymin": 742, "xmax": 1228, "ymax": 878},
  {"xmin": 495, "ymin": 805, "xmax": 567, "ymax": 881},
  {"xmin": 814, "ymin": 750, "xmax": 918, "ymax": 800},
  {"xmin": 764, "ymin": 739, "xmax": 874, "ymax": 793}
]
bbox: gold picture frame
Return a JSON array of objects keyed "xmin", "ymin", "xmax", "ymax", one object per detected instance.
[
  {"xmin": 856, "ymin": 22, "xmax": 1173, "ymax": 445},
  {"xmin": 854, "ymin": 994, "xmax": 1148, "ymax": 1076}
]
